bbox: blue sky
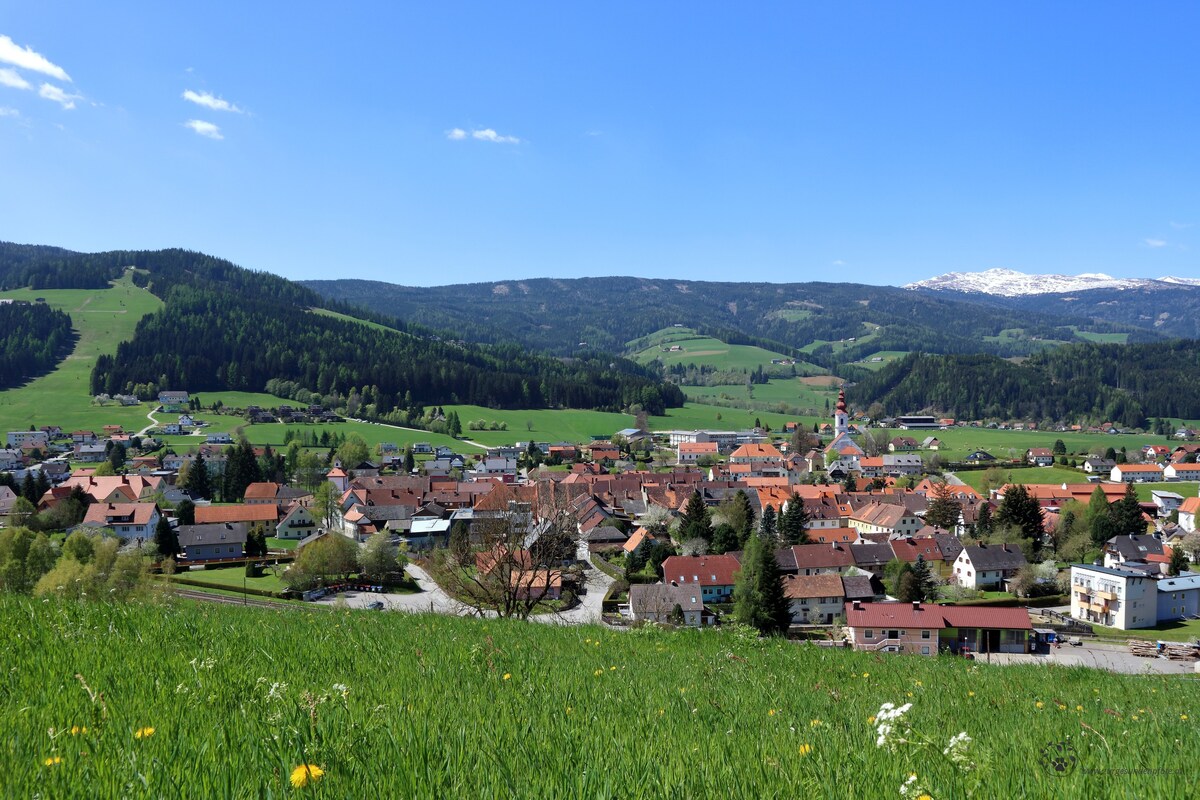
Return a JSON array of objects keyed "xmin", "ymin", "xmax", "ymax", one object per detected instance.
[{"xmin": 1, "ymin": 3, "xmax": 1197, "ymax": 286}]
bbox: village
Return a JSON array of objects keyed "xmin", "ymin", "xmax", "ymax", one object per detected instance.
[{"xmin": 4, "ymin": 387, "xmax": 1199, "ymax": 673}]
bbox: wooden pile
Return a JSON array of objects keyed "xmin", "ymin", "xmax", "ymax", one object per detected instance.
[{"xmin": 1127, "ymin": 639, "xmax": 1200, "ymax": 660}]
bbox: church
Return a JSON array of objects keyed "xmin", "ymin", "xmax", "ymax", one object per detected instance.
[{"xmin": 823, "ymin": 388, "xmax": 863, "ymax": 477}]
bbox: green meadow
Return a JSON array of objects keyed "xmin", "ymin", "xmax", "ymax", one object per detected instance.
[
  {"xmin": 629, "ymin": 328, "xmax": 822, "ymax": 374},
  {"xmin": 4, "ymin": 597, "xmax": 1194, "ymax": 798},
  {"xmin": 0, "ymin": 274, "xmax": 162, "ymax": 432}
]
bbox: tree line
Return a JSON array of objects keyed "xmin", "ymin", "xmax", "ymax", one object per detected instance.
[{"xmin": 0, "ymin": 303, "xmax": 75, "ymax": 390}]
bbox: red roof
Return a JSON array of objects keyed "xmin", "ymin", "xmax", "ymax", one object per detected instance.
[
  {"xmin": 845, "ymin": 602, "xmax": 1032, "ymax": 631},
  {"xmin": 83, "ymin": 502, "xmax": 158, "ymax": 527},
  {"xmin": 194, "ymin": 504, "xmax": 279, "ymax": 524},
  {"xmin": 243, "ymin": 482, "xmax": 281, "ymax": 500},
  {"xmin": 662, "ymin": 554, "xmax": 740, "ymax": 587}
]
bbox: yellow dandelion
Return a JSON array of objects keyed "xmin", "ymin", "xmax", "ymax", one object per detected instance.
[
  {"xmin": 657, "ymin": 708, "xmax": 665, "ymax": 716},
  {"xmin": 134, "ymin": 727, "xmax": 156, "ymax": 739},
  {"xmin": 593, "ymin": 669, "xmax": 603, "ymax": 677},
  {"xmin": 1131, "ymin": 715, "xmax": 1139, "ymax": 721},
  {"xmin": 868, "ymin": 715, "xmax": 876, "ymax": 725},
  {"xmin": 1076, "ymin": 705, "xmax": 1083, "ymax": 711},
  {"xmin": 1036, "ymin": 702, "xmax": 1045, "ymax": 709},
  {"xmin": 1057, "ymin": 704, "xmax": 1066, "ymax": 711},
  {"xmin": 907, "ymin": 692, "xmax": 914, "ymax": 698},
  {"xmin": 610, "ymin": 666, "xmax": 617, "ymax": 671},
  {"xmin": 810, "ymin": 719, "xmax": 823, "ymax": 728},
  {"xmin": 565, "ymin": 707, "xmax": 573, "ymax": 715},
  {"xmin": 968, "ymin": 691, "xmax": 975, "ymax": 697},
  {"xmin": 43, "ymin": 756, "xmax": 62, "ymax": 767},
  {"xmin": 70, "ymin": 726, "xmax": 87, "ymax": 735},
  {"xmin": 1182, "ymin": 715, "xmax": 1189, "ymax": 721},
  {"xmin": 862, "ymin": 672, "xmax": 870, "ymax": 678},
  {"xmin": 289, "ymin": 764, "xmax": 325, "ymax": 788},
  {"xmin": 914, "ymin": 680, "xmax": 923, "ymax": 687},
  {"xmin": 768, "ymin": 708, "xmax": 776, "ymax": 716},
  {"xmin": 917, "ymin": 795, "xmax": 932, "ymax": 800},
  {"xmin": 503, "ymin": 673, "xmax": 511, "ymax": 681},
  {"xmin": 798, "ymin": 743, "xmax": 812, "ymax": 756}
]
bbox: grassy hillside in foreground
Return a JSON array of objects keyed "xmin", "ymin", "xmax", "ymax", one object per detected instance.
[
  {"xmin": 0, "ymin": 274, "xmax": 163, "ymax": 432},
  {"xmin": 4, "ymin": 598, "xmax": 1193, "ymax": 798}
]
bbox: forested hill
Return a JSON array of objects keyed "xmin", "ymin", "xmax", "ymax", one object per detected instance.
[
  {"xmin": 853, "ymin": 341, "xmax": 1200, "ymax": 428},
  {"xmin": 302, "ymin": 276, "xmax": 1151, "ymax": 366},
  {"xmin": 0, "ymin": 302, "xmax": 75, "ymax": 390},
  {"xmin": 0, "ymin": 243, "xmax": 683, "ymax": 415},
  {"xmin": 909, "ymin": 283, "xmax": 1200, "ymax": 341}
]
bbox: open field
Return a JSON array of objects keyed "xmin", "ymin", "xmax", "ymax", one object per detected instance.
[
  {"xmin": 1091, "ymin": 617, "xmax": 1200, "ymax": 644},
  {"xmin": 952, "ymin": 466, "xmax": 1094, "ymax": 492},
  {"xmin": 629, "ymin": 328, "xmax": 822, "ymax": 374},
  {"xmin": 308, "ymin": 307, "xmax": 402, "ymax": 335},
  {"xmin": 682, "ymin": 377, "xmax": 837, "ymax": 415},
  {"xmin": 174, "ymin": 565, "xmax": 288, "ymax": 594},
  {"xmin": 4, "ymin": 597, "xmax": 1195, "ymax": 797},
  {"xmin": 0, "ymin": 275, "xmax": 163, "ymax": 432},
  {"xmin": 899, "ymin": 425, "xmax": 1180, "ymax": 463},
  {"xmin": 852, "ymin": 350, "xmax": 910, "ymax": 370}
]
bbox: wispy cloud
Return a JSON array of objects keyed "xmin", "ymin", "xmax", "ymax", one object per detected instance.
[
  {"xmin": 1144, "ymin": 238, "xmax": 1167, "ymax": 248},
  {"xmin": 0, "ymin": 34, "xmax": 71, "ymax": 82},
  {"xmin": 1169, "ymin": 221, "xmax": 1193, "ymax": 230},
  {"xmin": 0, "ymin": 66, "xmax": 30, "ymax": 90},
  {"xmin": 184, "ymin": 119, "xmax": 223, "ymax": 140},
  {"xmin": 446, "ymin": 127, "xmax": 521, "ymax": 144},
  {"xmin": 0, "ymin": 106, "xmax": 18, "ymax": 117},
  {"xmin": 39, "ymin": 82, "xmax": 80, "ymax": 109},
  {"xmin": 182, "ymin": 89, "xmax": 243, "ymax": 113}
]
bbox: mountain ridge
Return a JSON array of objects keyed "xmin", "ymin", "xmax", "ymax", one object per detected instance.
[{"xmin": 905, "ymin": 267, "xmax": 1200, "ymax": 296}]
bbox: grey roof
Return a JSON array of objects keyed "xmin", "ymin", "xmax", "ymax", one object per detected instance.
[
  {"xmin": 1106, "ymin": 534, "xmax": 1165, "ymax": 561},
  {"xmin": 931, "ymin": 534, "xmax": 964, "ymax": 561},
  {"xmin": 1071, "ymin": 563, "xmax": 1158, "ymax": 580},
  {"xmin": 850, "ymin": 543, "xmax": 895, "ymax": 568},
  {"xmin": 840, "ymin": 575, "xmax": 875, "ymax": 601},
  {"xmin": 587, "ymin": 525, "xmax": 628, "ymax": 543},
  {"xmin": 1156, "ymin": 574, "xmax": 1200, "ymax": 593},
  {"xmin": 359, "ymin": 505, "xmax": 416, "ymax": 523},
  {"xmin": 178, "ymin": 523, "xmax": 248, "ymax": 548},
  {"xmin": 629, "ymin": 583, "xmax": 704, "ymax": 614},
  {"xmin": 962, "ymin": 544, "xmax": 1028, "ymax": 571}
]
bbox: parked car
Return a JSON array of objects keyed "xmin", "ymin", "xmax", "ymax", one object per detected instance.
[{"xmin": 367, "ymin": 600, "xmax": 384, "ymax": 611}]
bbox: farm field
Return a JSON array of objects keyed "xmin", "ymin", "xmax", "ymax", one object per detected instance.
[
  {"xmin": 0, "ymin": 274, "xmax": 163, "ymax": 432},
  {"xmin": 682, "ymin": 377, "xmax": 838, "ymax": 416},
  {"xmin": 628, "ymin": 328, "xmax": 822, "ymax": 374},
  {"xmin": 851, "ymin": 350, "xmax": 910, "ymax": 370},
  {"xmin": 5, "ymin": 597, "xmax": 1196, "ymax": 798},
  {"xmin": 899, "ymin": 425, "xmax": 1177, "ymax": 463},
  {"xmin": 951, "ymin": 466, "xmax": 1092, "ymax": 492}
]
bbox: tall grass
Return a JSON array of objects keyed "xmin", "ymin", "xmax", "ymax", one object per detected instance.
[{"xmin": 3, "ymin": 596, "xmax": 1193, "ymax": 798}]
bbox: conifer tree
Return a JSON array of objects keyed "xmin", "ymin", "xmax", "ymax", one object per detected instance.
[{"xmin": 732, "ymin": 532, "xmax": 791, "ymax": 635}]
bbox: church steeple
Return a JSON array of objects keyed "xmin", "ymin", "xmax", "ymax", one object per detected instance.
[{"xmin": 834, "ymin": 387, "xmax": 850, "ymax": 436}]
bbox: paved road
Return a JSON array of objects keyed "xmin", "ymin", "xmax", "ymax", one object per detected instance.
[
  {"xmin": 314, "ymin": 551, "xmax": 614, "ymax": 625},
  {"xmin": 137, "ymin": 407, "xmax": 160, "ymax": 437},
  {"xmin": 987, "ymin": 641, "xmax": 1197, "ymax": 674},
  {"xmin": 943, "ymin": 472, "xmax": 968, "ymax": 487}
]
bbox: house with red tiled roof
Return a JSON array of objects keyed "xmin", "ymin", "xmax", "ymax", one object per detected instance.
[
  {"xmin": 779, "ymin": 543, "xmax": 856, "ymax": 576},
  {"xmin": 782, "ymin": 573, "xmax": 846, "ymax": 624},
  {"xmin": 845, "ymin": 601, "xmax": 1032, "ymax": 655},
  {"xmin": 849, "ymin": 502, "xmax": 923, "ymax": 538},
  {"xmin": 1111, "ymin": 464, "xmax": 1164, "ymax": 483},
  {"xmin": 1026, "ymin": 448, "xmax": 1055, "ymax": 467},
  {"xmin": 81, "ymin": 502, "xmax": 161, "ymax": 541},
  {"xmin": 677, "ymin": 441, "xmax": 719, "ymax": 465},
  {"xmin": 244, "ymin": 482, "xmax": 282, "ymax": 504},
  {"xmin": 194, "ymin": 504, "xmax": 279, "ymax": 526},
  {"xmin": 661, "ymin": 554, "xmax": 740, "ymax": 603}
]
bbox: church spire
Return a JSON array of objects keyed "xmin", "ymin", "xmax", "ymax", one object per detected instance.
[{"xmin": 834, "ymin": 387, "xmax": 850, "ymax": 436}]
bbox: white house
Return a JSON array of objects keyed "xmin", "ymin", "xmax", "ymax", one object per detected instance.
[
  {"xmin": 206, "ymin": 432, "xmax": 233, "ymax": 445},
  {"xmin": 6, "ymin": 430, "xmax": 48, "ymax": 448},
  {"xmin": 1179, "ymin": 497, "xmax": 1200, "ymax": 534},
  {"xmin": 80, "ymin": 502, "xmax": 162, "ymax": 542},
  {"xmin": 276, "ymin": 504, "xmax": 318, "ymax": 540},
  {"xmin": 1150, "ymin": 491, "xmax": 1184, "ymax": 517},
  {"xmin": 1069, "ymin": 564, "xmax": 1158, "ymax": 630},
  {"xmin": 1110, "ymin": 464, "xmax": 1164, "ymax": 483},
  {"xmin": 952, "ymin": 544, "xmax": 1028, "ymax": 590},
  {"xmin": 1163, "ymin": 463, "xmax": 1200, "ymax": 482},
  {"xmin": 628, "ymin": 583, "xmax": 710, "ymax": 627}
]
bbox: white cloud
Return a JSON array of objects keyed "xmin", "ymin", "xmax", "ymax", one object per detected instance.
[
  {"xmin": 182, "ymin": 89, "xmax": 243, "ymax": 113},
  {"xmin": 0, "ymin": 106, "xmax": 18, "ymax": 117},
  {"xmin": 472, "ymin": 128, "xmax": 520, "ymax": 144},
  {"xmin": 447, "ymin": 127, "xmax": 520, "ymax": 144},
  {"xmin": 0, "ymin": 34, "xmax": 71, "ymax": 82},
  {"xmin": 0, "ymin": 66, "xmax": 30, "ymax": 90},
  {"xmin": 184, "ymin": 119, "xmax": 223, "ymax": 139},
  {"xmin": 1144, "ymin": 238, "xmax": 1167, "ymax": 248},
  {"xmin": 39, "ymin": 82, "xmax": 81, "ymax": 109},
  {"xmin": 1169, "ymin": 221, "xmax": 1193, "ymax": 230}
]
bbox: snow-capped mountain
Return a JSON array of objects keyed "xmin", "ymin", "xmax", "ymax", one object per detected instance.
[{"xmin": 904, "ymin": 268, "xmax": 1200, "ymax": 297}]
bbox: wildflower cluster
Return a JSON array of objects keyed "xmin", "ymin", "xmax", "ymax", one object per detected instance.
[{"xmin": 874, "ymin": 701, "xmax": 912, "ymax": 750}]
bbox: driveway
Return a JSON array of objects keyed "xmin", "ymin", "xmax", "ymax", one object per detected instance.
[
  {"xmin": 987, "ymin": 640, "xmax": 1197, "ymax": 675},
  {"xmin": 534, "ymin": 550, "xmax": 614, "ymax": 626},
  {"xmin": 312, "ymin": 562, "xmax": 459, "ymax": 614}
]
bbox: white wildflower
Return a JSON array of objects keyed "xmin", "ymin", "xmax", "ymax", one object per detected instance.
[
  {"xmin": 875, "ymin": 701, "xmax": 913, "ymax": 750},
  {"xmin": 898, "ymin": 773, "xmax": 931, "ymax": 798},
  {"xmin": 943, "ymin": 731, "xmax": 975, "ymax": 771}
]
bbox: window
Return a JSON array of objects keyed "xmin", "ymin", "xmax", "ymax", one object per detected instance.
[
  {"xmin": 921, "ymin": 630, "xmax": 931, "ymax": 639},
  {"xmin": 921, "ymin": 646, "xmax": 930, "ymax": 655},
  {"xmin": 865, "ymin": 630, "xmax": 874, "ymax": 639}
]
